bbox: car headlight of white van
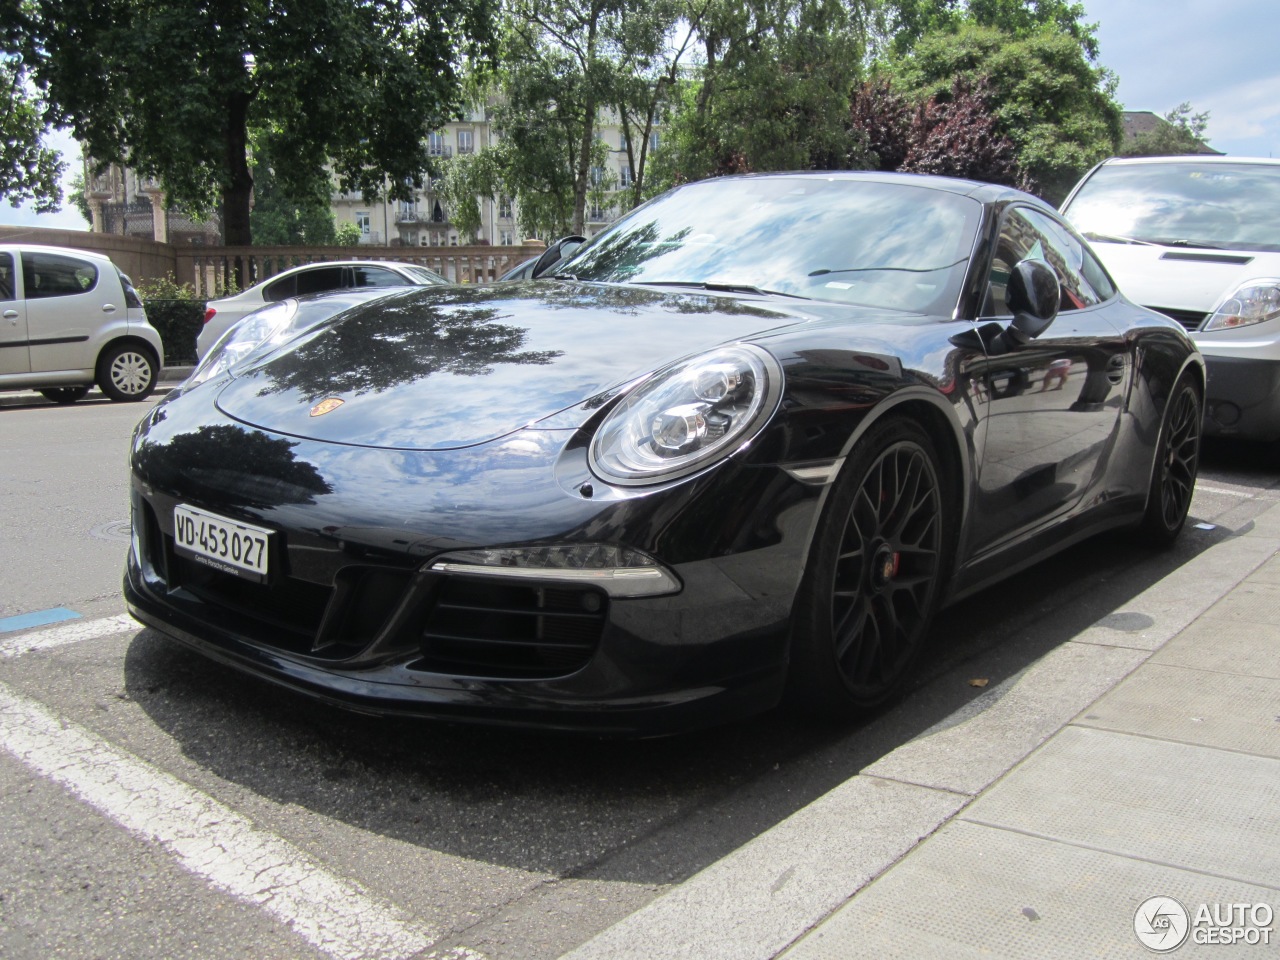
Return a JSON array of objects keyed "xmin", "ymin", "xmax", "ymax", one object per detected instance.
[{"xmin": 1203, "ymin": 279, "xmax": 1280, "ymax": 331}]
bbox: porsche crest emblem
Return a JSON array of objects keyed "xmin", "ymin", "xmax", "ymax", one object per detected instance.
[{"xmin": 310, "ymin": 397, "xmax": 345, "ymax": 417}]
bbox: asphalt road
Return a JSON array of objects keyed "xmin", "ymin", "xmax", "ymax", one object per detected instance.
[{"xmin": 1, "ymin": 388, "xmax": 1278, "ymax": 960}]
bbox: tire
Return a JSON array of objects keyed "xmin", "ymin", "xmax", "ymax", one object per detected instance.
[
  {"xmin": 787, "ymin": 417, "xmax": 949, "ymax": 718},
  {"xmin": 97, "ymin": 343, "xmax": 157, "ymax": 402},
  {"xmin": 1138, "ymin": 373, "xmax": 1202, "ymax": 547},
  {"xmin": 40, "ymin": 386, "xmax": 90, "ymax": 405}
]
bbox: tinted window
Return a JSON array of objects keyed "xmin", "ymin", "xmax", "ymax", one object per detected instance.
[
  {"xmin": 0, "ymin": 253, "xmax": 13, "ymax": 301},
  {"xmin": 352, "ymin": 266, "xmax": 408, "ymax": 288},
  {"xmin": 117, "ymin": 268, "xmax": 144, "ymax": 308},
  {"xmin": 22, "ymin": 252, "xmax": 98, "ymax": 299},
  {"xmin": 563, "ymin": 176, "xmax": 981, "ymax": 314},
  {"xmin": 294, "ymin": 266, "xmax": 346, "ymax": 296},
  {"xmin": 983, "ymin": 207, "xmax": 1103, "ymax": 316},
  {"xmin": 264, "ymin": 274, "xmax": 297, "ymax": 301},
  {"xmin": 1063, "ymin": 161, "xmax": 1280, "ymax": 252}
]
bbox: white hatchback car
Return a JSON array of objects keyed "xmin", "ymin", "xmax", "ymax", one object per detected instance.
[
  {"xmin": 198, "ymin": 260, "xmax": 447, "ymax": 358},
  {"xmin": 0, "ymin": 244, "xmax": 165, "ymax": 403},
  {"xmin": 1061, "ymin": 156, "xmax": 1280, "ymax": 440}
]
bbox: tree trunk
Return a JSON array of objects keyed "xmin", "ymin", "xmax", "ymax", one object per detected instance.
[{"xmin": 220, "ymin": 90, "xmax": 255, "ymax": 247}]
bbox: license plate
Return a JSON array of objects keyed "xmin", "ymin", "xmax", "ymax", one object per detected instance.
[{"xmin": 173, "ymin": 504, "xmax": 272, "ymax": 582}]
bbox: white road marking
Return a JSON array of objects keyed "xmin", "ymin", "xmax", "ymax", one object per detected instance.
[
  {"xmin": 1194, "ymin": 483, "xmax": 1263, "ymax": 498},
  {"xmin": 0, "ymin": 682, "xmax": 440, "ymax": 960},
  {"xmin": 0, "ymin": 613, "xmax": 139, "ymax": 660}
]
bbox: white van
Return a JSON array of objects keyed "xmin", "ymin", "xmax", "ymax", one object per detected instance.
[{"xmin": 0, "ymin": 244, "xmax": 165, "ymax": 403}]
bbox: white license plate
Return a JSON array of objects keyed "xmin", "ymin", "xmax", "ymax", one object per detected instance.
[{"xmin": 173, "ymin": 505, "xmax": 272, "ymax": 582}]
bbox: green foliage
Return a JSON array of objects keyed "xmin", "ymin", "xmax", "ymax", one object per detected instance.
[
  {"xmin": 0, "ymin": 54, "xmax": 66, "ymax": 212},
  {"xmin": 436, "ymin": 150, "xmax": 500, "ymax": 242},
  {"xmin": 1120, "ymin": 102, "xmax": 1212, "ymax": 157},
  {"xmin": 883, "ymin": 0, "xmax": 1099, "ymax": 60},
  {"xmin": 651, "ymin": 0, "xmax": 873, "ymax": 189},
  {"xmin": 248, "ymin": 134, "xmax": 337, "ymax": 245},
  {"xmin": 334, "ymin": 222, "xmax": 362, "ymax": 246},
  {"xmin": 135, "ymin": 274, "xmax": 203, "ymax": 365},
  {"xmin": 21, "ymin": 0, "xmax": 499, "ymax": 244},
  {"xmin": 887, "ymin": 22, "xmax": 1121, "ymax": 201}
]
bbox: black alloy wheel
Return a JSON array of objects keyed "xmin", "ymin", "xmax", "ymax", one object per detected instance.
[
  {"xmin": 789, "ymin": 417, "xmax": 948, "ymax": 717},
  {"xmin": 40, "ymin": 386, "xmax": 90, "ymax": 405},
  {"xmin": 1138, "ymin": 374, "xmax": 1201, "ymax": 546}
]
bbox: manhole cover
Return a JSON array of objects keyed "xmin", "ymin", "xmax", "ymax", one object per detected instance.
[{"xmin": 91, "ymin": 521, "xmax": 132, "ymax": 543}]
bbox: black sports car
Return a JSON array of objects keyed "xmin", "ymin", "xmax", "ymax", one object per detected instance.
[{"xmin": 125, "ymin": 172, "xmax": 1203, "ymax": 734}]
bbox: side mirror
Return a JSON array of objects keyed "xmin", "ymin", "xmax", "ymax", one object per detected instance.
[
  {"xmin": 530, "ymin": 235, "xmax": 587, "ymax": 279},
  {"xmin": 1004, "ymin": 259, "xmax": 1060, "ymax": 344}
]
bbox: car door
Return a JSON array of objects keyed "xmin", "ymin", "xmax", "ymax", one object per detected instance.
[
  {"xmin": 968, "ymin": 205, "xmax": 1131, "ymax": 554},
  {"xmin": 21, "ymin": 250, "xmax": 109, "ymax": 375},
  {"xmin": 0, "ymin": 251, "xmax": 29, "ymax": 375}
]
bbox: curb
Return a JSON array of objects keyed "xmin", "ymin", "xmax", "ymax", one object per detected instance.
[
  {"xmin": 0, "ymin": 366, "xmax": 191, "ymax": 408},
  {"xmin": 558, "ymin": 501, "xmax": 1280, "ymax": 960}
]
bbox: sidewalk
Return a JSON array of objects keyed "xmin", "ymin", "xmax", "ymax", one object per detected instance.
[{"xmin": 563, "ymin": 502, "xmax": 1280, "ymax": 958}]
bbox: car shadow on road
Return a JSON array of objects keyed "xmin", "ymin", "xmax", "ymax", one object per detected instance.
[{"xmin": 120, "ymin": 504, "xmax": 1238, "ymax": 889}]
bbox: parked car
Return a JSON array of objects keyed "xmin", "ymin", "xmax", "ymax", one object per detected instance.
[
  {"xmin": 1061, "ymin": 156, "xmax": 1280, "ymax": 440},
  {"xmin": 0, "ymin": 243, "xmax": 164, "ymax": 403},
  {"xmin": 198, "ymin": 260, "xmax": 447, "ymax": 358},
  {"xmin": 126, "ymin": 172, "xmax": 1203, "ymax": 734}
]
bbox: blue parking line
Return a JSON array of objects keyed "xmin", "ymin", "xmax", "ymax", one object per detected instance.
[{"xmin": 0, "ymin": 607, "xmax": 82, "ymax": 634}]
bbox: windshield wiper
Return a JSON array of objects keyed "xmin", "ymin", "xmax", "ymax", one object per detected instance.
[
  {"xmin": 1082, "ymin": 231, "xmax": 1159, "ymax": 246},
  {"xmin": 635, "ymin": 280, "xmax": 812, "ymax": 300}
]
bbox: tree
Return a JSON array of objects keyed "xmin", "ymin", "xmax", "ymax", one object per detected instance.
[
  {"xmin": 649, "ymin": 0, "xmax": 874, "ymax": 190},
  {"xmin": 1120, "ymin": 103, "xmax": 1212, "ymax": 157},
  {"xmin": 0, "ymin": 53, "xmax": 65, "ymax": 212},
  {"xmin": 887, "ymin": 23, "xmax": 1121, "ymax": 201},
  {"xmin": 22, "ymin": 0, "xmax": 497, "ymax": 244},
  {"xmin": 248, "ymin": 135, "xmax": 337, "ymax": 246},
  {"xmin": 883, "ymin": 0, "xmax": 1099, "ymax": 60}
]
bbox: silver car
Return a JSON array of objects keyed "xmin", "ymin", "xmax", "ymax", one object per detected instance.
[
  {"xmin": 198, "ymin": 260, "xmax": 447, "ymax": 358},
  {"xmin": 0, "ymin": 243, "xmax": 164, "ymax": 404}
]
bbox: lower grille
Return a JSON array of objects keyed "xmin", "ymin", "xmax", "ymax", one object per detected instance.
[
  {"xmin": 1153, "ymin": 307, "xmax": 1207, "ymax": 332},
  {"xmin": 419, "ymin": 577, "xmax": 607, "ymax": 679}
]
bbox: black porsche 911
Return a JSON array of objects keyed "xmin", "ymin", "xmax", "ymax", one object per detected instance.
[{"xmin": 125, "ymin": 172, "xmax": 1203, "ymax": 734}]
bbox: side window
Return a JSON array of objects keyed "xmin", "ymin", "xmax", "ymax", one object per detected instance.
[
  {"xmin": 264, "ymin": 274, "xmax": 297, "ymax": 301},
  {"xmin": 0, "ymin": 253, "xmax": 14, "ymax": 301},
  {"xmin": 1080, "ymin": 247, "xmax": 1117, "ymax": 301},
  {"xmin": 351, "ymin": 266, "xmax": 407, "ymax": 288},
  {"xmin": 21, "ymin": 252, "xmax": 99, "ymax": 299},
  {"xmin": 293, "ymin": 266, "xmax": 345, "ymax": 296},
  {"xmin": 983, "ymin": 207, "xmax": 1101, "ymax": 316}
]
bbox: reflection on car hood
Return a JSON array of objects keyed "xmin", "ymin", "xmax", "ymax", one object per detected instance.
[
  {"xmin": 1089, "ymin": 243, "xmax": 1280, "ymax": 312},
  {"xmin": 214, "ymin": 282, "xmax": 813, "ymax": 451}
]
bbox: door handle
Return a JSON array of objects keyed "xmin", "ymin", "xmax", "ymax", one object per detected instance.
[
  {"xmin": 2, "ymin": 309, "xmax": 16, "ymax": 322},
  {"xmin": 102, "ymin": 303, "xmax": 117, "ymax": 313}
]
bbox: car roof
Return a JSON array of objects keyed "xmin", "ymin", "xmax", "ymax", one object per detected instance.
[
  {"xmin": 0, "ymin": 242, "xmax": 118, "ymax": 263},
  {"xmin": 1099, "ymin": 155, "xmax": 1280, "ymax": 168},
  {"xmin": 691, "ymin": 169, "xmax": 1043, "ymax": 208}
]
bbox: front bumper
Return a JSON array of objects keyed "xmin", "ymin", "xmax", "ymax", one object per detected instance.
[
  {"xmin": 1200, "ymin": 354, "xmax": 1280, "ymax": 441},
  {"xmin": 125, "ymin": 398, "xmax": 825, "ymax": 734}
]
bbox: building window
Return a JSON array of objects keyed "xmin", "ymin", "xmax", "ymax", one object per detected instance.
[
  {"xmin": 356, "ymin": 211, "xmax": 371, "ymax": 236},
  {"xmin": 590, "ymin": 165, "xmax": 605, "ymax": 186},
  {"xmin": 498, "ymin": 195, "xmax": 512, "ymax": 219},
  {"xmin": 457, "ymin": 129, "xmax": 474, "ymax": 154},
  {"xmin": 428, "ymin": 133, "xmax": 451, "ymax": 158},
  {"xmin": 618, "ymin": 166, "xmax": 633, "ymax": 188},
  {"xmin": 589, "ymin": 204, "xmax": 606, "ymax": 221},
  {"xmin": 649, "ymin": 132, "xmax": 660, "ymax": 153},
  {"xmin": 500, "ymin": 229, "xmax": 514, "ymax": 245}
]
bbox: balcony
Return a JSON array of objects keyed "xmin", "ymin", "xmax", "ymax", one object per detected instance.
[
  {"xmin": 396, "ymin": 207, "xmax": 422, "ymax": 224},
  {"xmin": 428, "ymin": 145, "xmax": 453, "ymax": 158}
]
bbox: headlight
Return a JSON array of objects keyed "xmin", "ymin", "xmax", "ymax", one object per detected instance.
[
  {"xmin": 186, "ymin": 300, "xmax": 300, "ymax": 386},
  {"xmin": 590, "ymin": 344, "xmax": 782, "ymax": 485},
  {"xmin": 1203, "ymin": 279, "xmax": 1280, "ymax": 332}
]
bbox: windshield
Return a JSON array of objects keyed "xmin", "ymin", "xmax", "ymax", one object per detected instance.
[
  {"xmin": 561, "ymin": 176, "xmax": 981, "ymax": 314},
  {"xmin": 1063, "ymin": 161, "xmax": 1280, "ymax": 253}
]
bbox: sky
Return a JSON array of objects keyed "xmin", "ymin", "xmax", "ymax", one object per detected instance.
[{"xmin": 3, "ymin": 0, "xmax": 1277, "ymax": 233}]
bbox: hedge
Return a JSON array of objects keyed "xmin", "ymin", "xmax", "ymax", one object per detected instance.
[{"xmin": 144, "ymin": 299, "xmax": 205, "ymax": 366}]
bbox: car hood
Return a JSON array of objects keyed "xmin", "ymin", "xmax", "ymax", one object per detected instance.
[
  {"xmin": 1089, "ymin": 242, "xmax": 1280, "ymax": 312},
  {"xmin": 214, "ymin": 282, "xmax": 816, "ymax": 451}
]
